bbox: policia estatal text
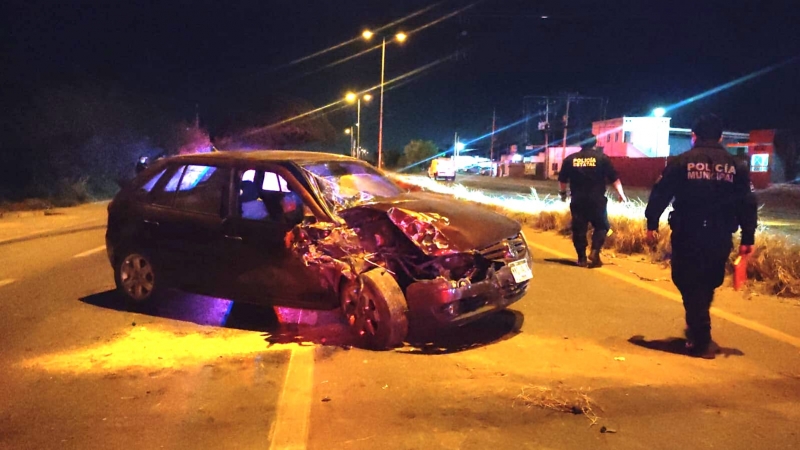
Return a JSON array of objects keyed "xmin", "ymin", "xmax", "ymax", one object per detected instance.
[
  {"xmin": 558, "ymin": 133, "xmax": 627, "ymax": 268},
  {"xmin": 645, "ymin": 114, "xmax": 757, "ymax": 359}
]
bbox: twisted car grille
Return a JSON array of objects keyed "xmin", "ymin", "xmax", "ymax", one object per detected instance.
[{"xmin": 479, "ymin": 234, "xmax": 527, "ymax": 262}]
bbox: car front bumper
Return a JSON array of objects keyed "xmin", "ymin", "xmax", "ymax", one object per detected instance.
[{"xmin": 404, "ymin": 264, "xmax": 529, "ymax": 326}]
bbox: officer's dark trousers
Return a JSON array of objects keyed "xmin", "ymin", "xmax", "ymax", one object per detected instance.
[
  {"xmin": 671, "ymin": 229, "xmax": 732, "ymax": 347},
  {"xmin": 569, "ymin": 197, "xmax": 609, "ymax": 256}
]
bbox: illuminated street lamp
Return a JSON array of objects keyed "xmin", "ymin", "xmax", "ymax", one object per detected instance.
[
  {"xmin": 345, "ymin": 91, "xmax": 372, "ymax": 158},
  {"xmin": 652, "ymin": 107, "xmax": 666, "ymax": 117},
  {"xmin": 362, "ymin": 29, "xmax": 407, "ymax": 169}
]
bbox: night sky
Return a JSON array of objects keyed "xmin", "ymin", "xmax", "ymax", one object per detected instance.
[{"xmin": 3, "ymin": 0, "xmax": 800, "ymax": 155}]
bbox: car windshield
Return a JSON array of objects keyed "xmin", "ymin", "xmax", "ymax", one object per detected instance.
[{"xmin": 302, "ymin": 161, "xmax": 404, "ymax": 212}]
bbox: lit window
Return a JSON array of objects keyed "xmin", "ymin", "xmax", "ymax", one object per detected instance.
[
  {"xmin": 140, "ymin": 169, "xmax": 166, "ymax": 192},
  {"xmin": 179, "ymin": 165, "xmax": 216, "ymax": 191},
  {"xmin": 751, "ymin": 154, "xmax": 769, "ymax": 173},
  {"xmin": 164, "ymin": 167, "xmax": 185, "ymax": 192},
  {"xmin": 262, "ymin": 172, "xmax": 290, "ymax": 192}
]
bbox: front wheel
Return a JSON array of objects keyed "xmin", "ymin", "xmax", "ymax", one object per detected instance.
[
  {"xmin": 341, "ymin": 270, "xmax": 408, "ymax": 350},
  {"xmin": 115, "ymin": 250, "xmax": 160, "ymax": 307}
]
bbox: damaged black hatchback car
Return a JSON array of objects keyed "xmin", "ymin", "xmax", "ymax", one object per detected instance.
[{"xmin": 106, "ymin": 151, "xmax": 533, "ymax": 348}]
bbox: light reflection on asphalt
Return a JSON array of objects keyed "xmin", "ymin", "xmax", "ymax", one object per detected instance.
[{"xmin": 18, "ymin": 324, "xmax": 296, "ymax": 374}]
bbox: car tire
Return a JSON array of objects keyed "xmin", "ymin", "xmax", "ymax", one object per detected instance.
[
  {"xmin": 341, "ymin": 270, "xmax": 408, "ymax": 350},
  {"xmin": 114, "ymin": 249, "xmax": 160, "ymax": 307}
]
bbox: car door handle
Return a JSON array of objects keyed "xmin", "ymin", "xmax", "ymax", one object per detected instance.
[
  {"xmin": 143, "ymin": 219, "xmax": 159, "ymax": 226},
  {"xmin": 224, "ymin": 235, "xmax": 243, "ymax": 242}
]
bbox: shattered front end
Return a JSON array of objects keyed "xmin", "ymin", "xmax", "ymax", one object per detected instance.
[{"xmin": 404, "ymin": 233, "xmax": 532, "ymax": 326}]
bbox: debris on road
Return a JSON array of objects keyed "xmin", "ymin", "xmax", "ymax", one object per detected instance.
[
  {"xmin": 514, "ymin": 385, "xmax": 600, "ymax": 426},
  {"xmin": 614, "ymin": 356, "xmax": 626, "ymax": 361},
  {"xmin": 322, "ymin": 396, "xmax": 331, "ymax": 402},
  {"xmin": 600, "ymin": 426, "xmax": 617, "ymax": 434}
]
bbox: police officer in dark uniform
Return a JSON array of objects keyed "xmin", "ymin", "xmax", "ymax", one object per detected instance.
[
  {"xmin": 558, "ymin": 131, "xmax": 627, "ymax": 268},
  {"xmin": 645, "ymin": 114, "xmax": 757, "ymax": 359}
]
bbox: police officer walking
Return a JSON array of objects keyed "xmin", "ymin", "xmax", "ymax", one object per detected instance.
[
  {"xmin": 558, "ymin": 131, "xmax": 627, "ymax": 268},
  {"xmin": 645, "ymin": 114, "xmax": 757, "ymax": 359}
]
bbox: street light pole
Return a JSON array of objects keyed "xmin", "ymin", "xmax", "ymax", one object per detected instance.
[
  {"xmin": 378, "ymin": 37, "xmax": 386, "ymax": 170},
  {"xmin": 357, "ymin": 98, "xmax": 362, "ymax": 157},
  {"xmin": 362, "ymin": 30, "xmax": 405, "ymax": 169},
  {"xmin": 345, "ymin": 91, "xmax": 372, "ymax": 160},
  {"xmin": 345, "ymin": 127, "xmax": 354, "ymax": 157}
]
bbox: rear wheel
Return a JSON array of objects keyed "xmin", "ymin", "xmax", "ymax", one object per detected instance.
[
  {"xmin": 341, "ymin": 270, "xmax": 408, "ymax": 350},
  {"xmin": 115, "ymin": 250, "xmax": 160, "ymax": 307}
]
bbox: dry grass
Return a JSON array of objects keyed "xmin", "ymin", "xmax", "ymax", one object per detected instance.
[
  {"xmin": 393, "ymin": 174, "xmax": 800, "ymax": 298},
  {"xmin": 514, "ymin": 385, "xmax": 600, "ymax": 426}
]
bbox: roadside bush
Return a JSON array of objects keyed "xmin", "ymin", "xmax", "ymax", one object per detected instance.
[{"xmin": 51, "ymin": 177, "xmax": 92, "ymax": 207}]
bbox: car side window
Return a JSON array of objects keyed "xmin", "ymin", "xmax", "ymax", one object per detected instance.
[
  {"xmin": 174, "ymin": 165, "xmax": 229, "ymax": 216},
  {"xmin": 238, "ymin": 169, "xmax": 304, "ymax": 225},
  {"xmin": 149, "ymin": 165, "xmax": 185, "ymax": 207},
  {"xmin": 139, "ymin": 168, "xmax": 166, "ymax": 193},
  {"xmin": 130, "ymin": 168, "xmax": 167, "ymax": 201}
]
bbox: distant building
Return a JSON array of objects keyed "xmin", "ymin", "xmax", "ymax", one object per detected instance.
[
  {"xmin": 591, "ymin": 116, "xmax": 750, "ymax": 158},
  {"xmin": 592, "ymin": 117, "xmax": 672, "ymax": 157}
]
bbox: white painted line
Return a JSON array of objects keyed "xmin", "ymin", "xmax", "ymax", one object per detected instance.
[
  {"xmin": 527, "ymin": 240, "xmax": 800, "ymax": 350},
  {"xmin": 269, "ymin": 346, "xmax": 315, "ymax": 450},
  {"xmin": 0, "ymin": 279, "xmax": 15, "ymax": 288},
  {"xmin": 73, "ymin": 245, "xmax": 106, "ymax": 258}
]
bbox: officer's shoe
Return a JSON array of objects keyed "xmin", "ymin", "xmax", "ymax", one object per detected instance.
[
  {"xmin": 687, "ymin": 340, "xmax": 719, "ymax": 360},
  {"xmin": 576, "ymin": 256, "xmax": 588, "ymax": 268},
  {"xmin": 588, "ymin": 250, "xmax": 603, "ymax": 268}
]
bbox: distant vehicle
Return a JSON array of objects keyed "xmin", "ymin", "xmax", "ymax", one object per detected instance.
[
  {"xmin": 106, "ymin": 151, "xmax": 533, "ymax": 349},
  {"xmin": 462, "ymin": 161, "xmax": 494, "ymax": 176},
  {"xmin": 428, "ymin": 157, "xmax": 456, "ymax": 181}
]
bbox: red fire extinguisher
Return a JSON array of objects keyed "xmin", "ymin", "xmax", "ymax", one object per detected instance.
[{"xmin": 733, "ymin": 255, "xmax": 748, "ymax": 290}]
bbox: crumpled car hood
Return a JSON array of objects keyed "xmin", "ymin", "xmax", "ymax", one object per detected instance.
[{"xmin": 340, "ymin": 191, "xmax": 521, "ymax": 255}]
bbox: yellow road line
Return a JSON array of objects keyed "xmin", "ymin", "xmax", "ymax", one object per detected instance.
[
  {"xmin": 269, "ymin": 346, "xmax": 315, "ymax": 450},
  {"xmin": 527, "ymin": 241, "xmax": 800, "ymax": 350},
  {"xmin": 0, "ymin": 279, "xmax": 15, "ymax": 288},
  {"xmin": 73, "ymin": 245, "xmax": 106, "ymax": 258}
]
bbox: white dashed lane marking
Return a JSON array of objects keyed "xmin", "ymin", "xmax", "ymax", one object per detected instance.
[
  {"xmin": 73, "ymin": 245, "xmax": 106, "ymax": 258},
  {"xmin": 269, "ymin": 346, "xmax": 315, "ymax": 450},
  {"xmin": 0, "ymin": 279, "xmax": 15, "ymax": 288}
]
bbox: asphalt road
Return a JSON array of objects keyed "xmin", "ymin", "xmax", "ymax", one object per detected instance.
[{"xmin": 1, "ymin": 207, "xmax": 799, "ymax": 450}]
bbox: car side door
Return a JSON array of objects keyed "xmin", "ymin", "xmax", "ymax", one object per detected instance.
[
  {"xmin": 223, "ymin": 164, "xmax": 338, "ymax": 309},
  {"xmin": 165, "ymin": 163, "xmax": 234, "ymax": 295},
  {"xmin": 134, "ymin": 163, "xmax": 190, "ymax": 284}
]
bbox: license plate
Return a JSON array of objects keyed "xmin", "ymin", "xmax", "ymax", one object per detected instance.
[{"xmin": 508, "ymin": 259, "xmax": 533, "ymax": 283}]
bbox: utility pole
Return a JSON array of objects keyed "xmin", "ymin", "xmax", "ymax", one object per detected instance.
[
  {"xmin": 544, "ymin": 100, "xmax": 550, "ymax": 179},
  {"xmin": 453, "ymin": 131, "xmax": 459, "ymax": 159},
  {"xmin": 561, "ymin": 95, "xmax": 571, "ymax": 174},
  {"xmin": 490, "ymin": 109, "xmax": 496, "ymax": 161}
]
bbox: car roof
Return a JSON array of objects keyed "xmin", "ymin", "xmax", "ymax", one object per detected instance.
[{"xmin": 163, "ymin": 150, "xmax": 359, "ymax": 165}]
